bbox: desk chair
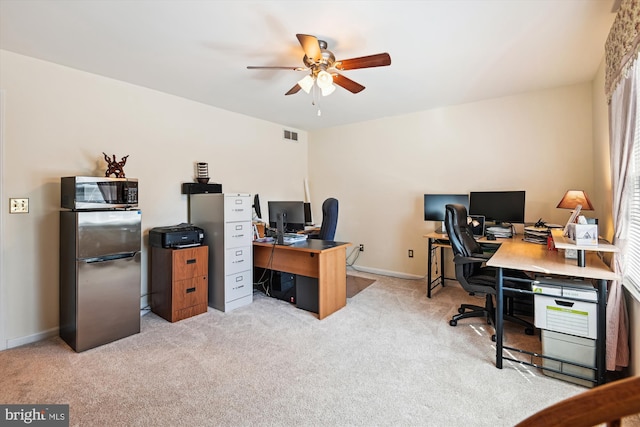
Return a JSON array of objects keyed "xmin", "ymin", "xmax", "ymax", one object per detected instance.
[
  {"xmin": 444, "ymin": 204, "xmax": 534, "ymax": 336},
  {"xmin": 515, "ymin": 375, "xmax": 640, "ymax": 427},
  {"xmin": 309, "ymin": 197, "xmax": 338, "ymax": 241}
]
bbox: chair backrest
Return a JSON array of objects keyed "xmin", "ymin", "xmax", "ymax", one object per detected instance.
[
  {"xmin": 515, "ymin": 375, "xmax": 640, "ymax": 427},
  {"xmin": 444, "ymin": 203, "xmax": 483, "ymax": 279},
  {"xmin": 318, "ymin": 198, "xmax": 338, "ymax": 240},
  {"xmin": 444, "ymin": 204, "xmax": 483, "ymax": 257}
]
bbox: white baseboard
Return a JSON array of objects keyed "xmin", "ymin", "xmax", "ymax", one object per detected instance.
[
  {"xmin": 6, "ymin": 327, "xmax": 59, "ymax": 349},
  {"xmin": 347, "ymin": 265, "xmax": 423, "ymax": 280},
  {"xmin": 4, "ymin": 310, "xmax": 151, "ymax": 351}
]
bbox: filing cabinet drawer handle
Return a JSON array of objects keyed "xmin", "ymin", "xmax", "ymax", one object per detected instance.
[
  {"xmin": 186, "ymin": 287, "xmax": 196, "ymax": 293},
  {"xmin": 236, "ymin": 275, "xmax": 243, "ymax": 282},
  {"xmin": 186, "ymin": 259, "xmax": 196, "ymax": 264},
  {"xmin": 555, "ymin": 300, "xmax": 574, "ymax": 307}
]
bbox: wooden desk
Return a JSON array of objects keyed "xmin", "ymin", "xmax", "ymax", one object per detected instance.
[
  {"xmin": 487, "ymin": 238, "xmax": 619, "ymax": 385},
  {"xmin": 253, "ymin": 239, "xmax": 351, "ymax": 319},
  {"xmin": 550, "ymin": 229, "xmax": 618, "ymax": 267}
]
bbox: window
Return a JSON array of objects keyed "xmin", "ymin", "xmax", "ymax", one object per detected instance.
[{"xmin": 624, "ymin": 91, "xmax": 640, "ymax": 299}]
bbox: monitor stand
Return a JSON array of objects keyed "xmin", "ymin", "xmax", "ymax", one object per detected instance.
[
  {"xmin": 276, "ymin": 213, "xmax": 285, "ymax": 245},
  {"xmin": 435, "ymin": 221, "xmax": 446, "ymax": 234}
]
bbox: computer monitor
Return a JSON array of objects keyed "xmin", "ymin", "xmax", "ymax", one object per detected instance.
[
  {"xmin": 268, "ymin": 201, "xmax": 306, "ymax": 232},
  {"xmin": 423, "ymin": 194, "xmax": 469, "ymax": 233},
  {"xmin": 253, "ymin": 194, "xmax": 262, "ymax": 220},
  {"xmin": 469, "ymin": 190, "xmax": 526, "ymax": 225},
  {"xmin": 303, "ymin": 202, "xmax": 312, "ymax": 225}
]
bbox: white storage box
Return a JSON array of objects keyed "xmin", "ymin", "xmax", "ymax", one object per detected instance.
[
  {"xmin": 566, "ymin": 223, "xmax": 598, "ymax": 246},
  {"xmin": 533, "ymin": 280, "xmax": 597, "ymax": 339},
  {"xmin": 542, "ymin": 329, "xmax": 595, "ymax": 388}
]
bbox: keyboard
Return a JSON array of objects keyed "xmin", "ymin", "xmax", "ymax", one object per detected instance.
[{"xmin": 282, "ymin": 233, "xmax": 308, "ymax": 244}]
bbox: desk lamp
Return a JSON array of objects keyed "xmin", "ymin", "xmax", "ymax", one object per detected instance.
[
  {"xmin": 557, "ymin": 190, "xmax": 594, "ymax": 236},
  {"xmin": 557, "ymin": 190, "xmax": 594, "ymax": 211}
]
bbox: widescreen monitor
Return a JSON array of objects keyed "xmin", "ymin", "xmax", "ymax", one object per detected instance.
[
  {"xmin": 424, "ymin": 194, "xmax": 469, "ymax": 221},
  {"xmin": 469, "ymin": 191, "xmax": 526, "ymax": 225},
  {"xmin": 424, "ymin": 194, "xmax": 469, "ymax": 233},
  {"xmin": 268, "ymin": 201, "xmax": 306, "ymax": 232}
]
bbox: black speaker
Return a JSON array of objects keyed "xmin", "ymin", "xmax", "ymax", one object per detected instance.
[{"xmin": 181, "ymin": 182, "xmax": 222, "ymax": 194}]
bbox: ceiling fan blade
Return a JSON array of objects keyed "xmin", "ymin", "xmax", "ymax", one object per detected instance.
[
  {"xmin": 296, "ymin": 34, "xmax": 322, "ymax": 62},
  {"xmin": 335, "ymin": 53, "xmax": 391, "ymax": 70},
  {"xmin": 247, "ymin": 66, "xmax": 306, "ymax": 70},
  {"xmin": 285, "ymin": 84, "xmax": 302, "ymax": 95},
  {"xmin": 332, "ymin": 74, "xmax": 365, "ymax": 94}
]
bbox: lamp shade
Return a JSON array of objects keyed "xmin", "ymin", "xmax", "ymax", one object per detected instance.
[
  {"xmin": 316, "ymin": 70, "xmax": 333, "ymax": 89},
  {"xmin": 556, "ymin": 190, "xmax": 594, "ymax": 210},
  {"xmin": 298, "ymin": 75, "xmax": 314, "ymax": 94}
]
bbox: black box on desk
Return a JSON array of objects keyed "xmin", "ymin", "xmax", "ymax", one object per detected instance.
[{"xmin": 296, "ymin": 275, "xmax": 318, "ymax": 313}]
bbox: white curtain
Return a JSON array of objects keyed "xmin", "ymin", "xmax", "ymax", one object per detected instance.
[{"xmin": 607, "ymin": 60, "xmax": 637, "ymax": 370}]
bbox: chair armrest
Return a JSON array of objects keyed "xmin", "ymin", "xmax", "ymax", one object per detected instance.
[{"xmin": 452, "ymin": 254, "xmax": 491, "ymax": 265}]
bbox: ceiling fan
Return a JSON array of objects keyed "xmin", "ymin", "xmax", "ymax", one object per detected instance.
[{"xmin": 247, "ymin": 34, "xmax": 391, "ymax": 96}]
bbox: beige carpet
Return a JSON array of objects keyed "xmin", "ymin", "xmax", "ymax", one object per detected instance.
[{"xmin": 2, "ymin": 271, "xmax": 639, "ymax": 426}]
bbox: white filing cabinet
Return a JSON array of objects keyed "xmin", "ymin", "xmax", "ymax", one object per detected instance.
[
  {"xmin": 532, "ymin": 278, "xmax": 598, "ymax": 387},
  {"xmin": 189, "ymin": 193, "xmax": 253, "ymax": 312}
]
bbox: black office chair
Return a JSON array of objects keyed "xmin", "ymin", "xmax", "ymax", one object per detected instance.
[
  {"xmin": 309, "ymin": 197, "xmax": 338, "ymax": 241},
  {"xmin": 444, "ymin": 203, "xmax": 534, "ymax": 336}
]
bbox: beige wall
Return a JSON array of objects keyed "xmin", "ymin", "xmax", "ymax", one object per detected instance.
[
  {"xmin": 0, "ymin": 50, "xmax": 308, "ymax": 346},
  {"xmin": 309, "ymin": 84, "xmax": 595, "ymax": 277}
]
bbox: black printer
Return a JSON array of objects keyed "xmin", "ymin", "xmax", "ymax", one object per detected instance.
[{"xmin": 149, "ymin": 223, "xmax": 205, "ymax": 248}]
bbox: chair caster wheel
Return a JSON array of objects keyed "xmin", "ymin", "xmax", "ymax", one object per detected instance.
[
  {"xmin": 525, "ymin": 328, "xmax": 535, "ymax": 336},
  {"xmin": 458, "ymin": 308, "xmax": 465, "ymax": 314},
  {"xmin": 491, "ymin": 335, "xmax": 497, "ymax": 342},
  {"xmin": 449, "ymin": 320, "xmax": 457, "ymax": 327}
]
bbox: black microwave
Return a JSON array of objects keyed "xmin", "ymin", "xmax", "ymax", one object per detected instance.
[{"xmin": 61, "ymin": 176, "xmax": 138, "ymax": 210}]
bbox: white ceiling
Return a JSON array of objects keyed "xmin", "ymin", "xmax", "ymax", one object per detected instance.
[{"xmin": 0, "ymin": 0, "xmax": 617, "ymax": 131}]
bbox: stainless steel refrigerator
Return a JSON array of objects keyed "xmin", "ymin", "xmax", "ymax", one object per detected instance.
[{"xmin": 59, "ymin": 209, "xmax": 141, "ymax": 352}]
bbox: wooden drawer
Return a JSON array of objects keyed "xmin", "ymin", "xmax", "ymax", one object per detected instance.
[
  {"xmin": 225, "ymin": 271, "xmax": 252, "ymax": 302},
  {"xmin": 172, "ymin": 246, "xmax": 208, "ymax": 281},
  {"xmin": 173, "ymin": 303, "xmax": 208, "ymax": 322},
  {"xmin": 172, "ymin": 276, "xmax": 208, "ymax": 311}
]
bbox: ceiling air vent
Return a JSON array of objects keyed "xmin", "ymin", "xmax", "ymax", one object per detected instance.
[{"xmin": 283, "ymin": 129, "xmax": 298, "ymax": 142}]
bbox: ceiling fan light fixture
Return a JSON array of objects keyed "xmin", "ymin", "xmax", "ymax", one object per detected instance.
[
  {"xmin": 321, "ymin": 84, "xmax": 335, "ymax": 97},
  {"xmin": 298, "ymin": 75, "xmax": 314, "ymax": 94},
  {"xmin": 316, "ymin": 70, "xmax": 333, "ymax": 89}
]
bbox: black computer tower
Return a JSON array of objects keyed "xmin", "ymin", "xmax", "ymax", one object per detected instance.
[
  {"xmin": 255, "ymin": 268, "xmax": 295, "ymax": 303},
  {"xmin": 296, "ymin": 275, "xmax": 318, "ymax": 313}
]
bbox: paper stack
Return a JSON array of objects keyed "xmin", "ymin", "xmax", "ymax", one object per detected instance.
[
  {"xmin": 524, "ymin": 226, "xmax": 550, "ymax": 245},
  {"xmin": 486, "ymin": 225, "xmax": 513, "ymax": 238}
]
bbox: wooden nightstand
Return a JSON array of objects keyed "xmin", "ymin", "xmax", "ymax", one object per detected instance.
[{"xmin": 151, "ymin": 245, "xmax": 208, "ymax": 322}]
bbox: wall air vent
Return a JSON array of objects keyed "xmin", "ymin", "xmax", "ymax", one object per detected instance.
[{"xmin": 283, "ymin": 129, "xmax": 298, "ymax": 142}]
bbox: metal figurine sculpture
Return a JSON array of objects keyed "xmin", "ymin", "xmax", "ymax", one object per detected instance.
[{"xmin": 103, "ymin": 152, "xmax": 129, "ymax": 178}]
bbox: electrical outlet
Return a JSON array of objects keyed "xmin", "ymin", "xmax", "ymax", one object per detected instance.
[
  {"xmin": 9, "ymin": 198, "xmax": 29, "ymax": 214},
  {"xmin": 359, "ymin": 244, "xmax": 364, "ymax": 252},
  {"xmin": 408, "ymin": 249, "xmax": 414, "ymax": 258}
]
